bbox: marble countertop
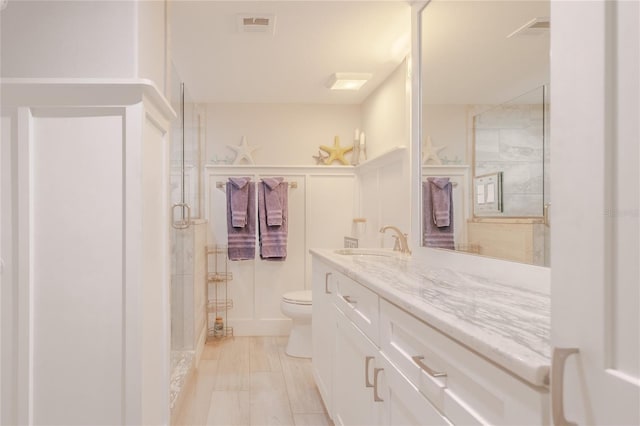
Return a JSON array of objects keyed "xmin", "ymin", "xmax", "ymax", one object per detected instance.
[{"xmin": 310, "ymin": 248, "xmax": 551, "ymax": 387}]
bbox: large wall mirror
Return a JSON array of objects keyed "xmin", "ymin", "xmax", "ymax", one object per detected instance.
[{"xmin": 419, "ymin": 0, "xmax": 550, "ymax": 266}]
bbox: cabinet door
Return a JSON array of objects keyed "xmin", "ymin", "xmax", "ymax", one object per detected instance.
[
  {"xmin": 551, "ymin": 1, "xmax": 639, "ymax": 424},
  {"xmin": 379, "ymin": 355, "xmax": 452, "ymax": 426},
  {"xmin": 333, "ymin": 308, "xmax": 383, "ymax": 426},
  {"xmin": 311, "ymin": 258, "xmax": 336, "ymax": 416}
]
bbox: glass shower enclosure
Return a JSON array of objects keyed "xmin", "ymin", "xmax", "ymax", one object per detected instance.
[{"xmin": 169, "ymin": 63, "xmax": 204, "ymax": 414}]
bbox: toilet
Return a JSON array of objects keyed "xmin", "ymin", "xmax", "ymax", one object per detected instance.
[{"xmin": 280, "ymin": 290, "xmax": 313, "ymax": 358}]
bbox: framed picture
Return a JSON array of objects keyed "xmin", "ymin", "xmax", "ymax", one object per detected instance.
[{"xmin": 473, "ymin": 172, "xmax": 503, "ymax": 215}]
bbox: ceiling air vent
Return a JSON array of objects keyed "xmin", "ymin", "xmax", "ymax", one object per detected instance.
[
  {"xmin": 507, "ymin": 17, "xmax": 550, "ymax": 38},
  {"xmin": 237, "ymin": 14, "xmax": 276, "ymax": 34}
]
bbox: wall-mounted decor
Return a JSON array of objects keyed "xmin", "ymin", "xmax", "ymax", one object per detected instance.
[
  {"xmin": 473, "ymin": 171, "xmax": 503, "ymax": 215},
  {"xmin": 228, "ymin": 136, "xmax": 260, "ymax": 165},
  {"xmin": 319, "ymin": 136, "xmax": 353, "ymax": 165},
  {"xmin": 312, "ymin": 150, "xmax": 329, "ymax": 165},
  {"xmin": 422, "ymin": 135, "xmax": 446, "ymax": 165}
]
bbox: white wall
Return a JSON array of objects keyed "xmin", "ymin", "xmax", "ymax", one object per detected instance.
[
  {"xmin": 0, "ymin": 1, "xmax": 137, "ymax": 78},
  {"xmin": 1, "ymin": 2, "xmax": 172, "ymax": 424},
  {"xmin": 0, "ymin": 112, "xmax": 16, "ymax": 426},
  {"xmin": 1, "ymin": 81, "xmax": 174, "ymax": 426},
  {"xmin": 203, "ymin": 102, "xmax": 360, "ymax": 335},
  {"xmin": 141, "ymin": 109, "xmax": 170, "ymax": 426},
  {"xmin": 205, "ymin": 103, "xmax": 360, "ymax": 166},
  {"xmin": 422, "ymin": 104, "xmax": 468, "ymax": 164},
  {"xmin": 0, "ymin": 0, "xmax": 169, "ymax": 95},
  {"xmin": 357, "ymin": 60, "xmax": 411, "ymax": 249},
  {"xmin": 32, "ymin": 113, "xmax": 126, "ymax": 424},
  {"xmin": 201, "ymin": 59, "xmax": 411, "ymax": 335},
  {"xmin": 137, "ymin": 0, "xmax": 169, "ymax": 93},
  {"xmin": 360, "ymin": 59, "xmax": 409, "ymax": 159},
  {"xmin": 356, "ymin": 149, "xmax": 410, "ymax": 249}
]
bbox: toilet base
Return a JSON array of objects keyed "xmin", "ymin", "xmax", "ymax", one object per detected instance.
[{"xmin": 285, "ymin": 322, "xmax": 312, "ymax": 358}]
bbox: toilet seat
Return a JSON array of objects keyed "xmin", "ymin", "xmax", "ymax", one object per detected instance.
[
  {"xmin": 282, "ymin": 290, "xmax": 312, "ymax": 305},
  {"xmin": 281, "ymin": 289, "xmax": 313, "ymax": 358}
]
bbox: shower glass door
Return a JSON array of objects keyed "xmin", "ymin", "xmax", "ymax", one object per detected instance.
[{"xmin": 169, "ymin": 63, "xmax": 202, "ymax": 359}]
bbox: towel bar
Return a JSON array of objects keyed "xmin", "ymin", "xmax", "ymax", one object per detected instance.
[
  {"xmin": 216, "ymin": 180, "xmax": 298, "ymax": 190},
  {"xmin": 423, "ymin": 179, "xmax": 458, "ymax": 187}
]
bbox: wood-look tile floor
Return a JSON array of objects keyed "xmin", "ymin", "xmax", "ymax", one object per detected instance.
[{"xmin": 174, "ymin": 336, "xmax": 333, "ymax": 426}]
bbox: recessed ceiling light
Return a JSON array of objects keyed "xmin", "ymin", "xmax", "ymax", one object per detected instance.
[{"xmin": 326, "ymin": 73, "xmax": 372, "ymax": 91}]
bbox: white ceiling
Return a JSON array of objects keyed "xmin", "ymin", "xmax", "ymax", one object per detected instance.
[
  {"xmin": 170, "ymin": 1, "xmax": 550, "ymax": 106},
  {"xmin": 170, "ymin": 1, "xmax": 411, "ymax": 104},
  {"xmin": 421, "ymin": 0, "xmax": 550, "ymax": 105}
]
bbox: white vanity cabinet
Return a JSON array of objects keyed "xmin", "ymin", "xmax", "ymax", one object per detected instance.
[
  {"xmin": 379, "ymin": 299, "xmax": 549, "ymax": 425},
  {"xmin": 378, "ymin": 354, "xmax": 452, "ymax": 426},
  {"xmin": 311, "ymin": 253, "xmax": 550, "ymax": 426},
  {"xmin": 311, "ymin": 257, "xmax": 337, "ymax": 415},
  {"xmin": 333, "ymin": 308, "xmax": 384, "ymax": 426},
  {"xmin": 333, "ymin": 271, "xmax": 380, "ymax": 346}
]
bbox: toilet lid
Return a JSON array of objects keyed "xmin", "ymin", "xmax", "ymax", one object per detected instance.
[{"xmin": 282, "ymin": 290, "xmax": 312, "ymax": 305}]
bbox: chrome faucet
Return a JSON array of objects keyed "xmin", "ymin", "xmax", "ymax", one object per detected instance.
[{"xmin": 379, "ymin": 225, "xmax": 411, "ymax": 255}]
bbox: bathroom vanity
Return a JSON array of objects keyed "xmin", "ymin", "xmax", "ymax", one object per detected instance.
[{"xmin": 311, "ymin": 248, "xmax": 550, "ymax": 425}]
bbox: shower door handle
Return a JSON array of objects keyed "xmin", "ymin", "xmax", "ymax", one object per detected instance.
[
  {"xmin": 544, "ymin": 203, "xmax": 551, "ymax": 226},
  {"xmin": 172, "ymin": 203, "xmax": 191, "ymax": 229}
]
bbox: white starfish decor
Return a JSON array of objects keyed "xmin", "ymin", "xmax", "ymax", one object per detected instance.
[
  {"xmin": 422, "ymin": 136, "xmax": 446, "ymax": 165},
  {"xmin": 312, "ymin": 150, "xmax": 329, "ymax": 165},
  {"xmin": 228, "ymin": 136, "xmax": 260, "ymax": 165}
]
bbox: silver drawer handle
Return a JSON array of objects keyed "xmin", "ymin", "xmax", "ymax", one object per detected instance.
[
  {"xmin": 324, "ymin": 272, "xmax": 332, "ymax": 294},
  {"xmin": 412, "ymin": 355, "xmax": 446, "ymax": 378},
  {"xmin": 365, "ymin": 356, "xmax": 374, "ymax": 388},
  {"xmin": 552, "ymin": 347, "xmax": 579, "ymax": 426},
  {"xmin": 373, "ymin": 368, "xmax": 384, "ymax": 402},
  {"xmin": 342, "ymin": 295, "xmax": 357, "ymax": 304}
]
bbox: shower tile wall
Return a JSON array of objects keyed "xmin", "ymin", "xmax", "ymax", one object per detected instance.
[
  {"xmin": 171, "ymin": 221, "xmax": 207, "ymax": 350},
  {"xmin": 474, "ymin": 104, "xmax": 544, "ymax": 217},
  {"xmin": 171, "ymin": 226, "xmax": 194, "ymax": 350}
]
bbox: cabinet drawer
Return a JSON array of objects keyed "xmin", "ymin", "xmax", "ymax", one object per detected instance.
[
  {"xmin": 380, "ymin": 354, "xmax": 452, "ymax": 426},
  {"xmin": 380, "ymin": 299, "xmax": 549, "ymax": 426},
  {"xmin": 334, "ymin": 273, "xmax": 379, "ymax": 346},
  {"xmin": 379, "ymin": 298, "xmax": 448, "ymax": 412}
]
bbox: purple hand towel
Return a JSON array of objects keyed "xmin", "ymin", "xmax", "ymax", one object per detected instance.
[
  {"xmin": 422, "ymin": 180, "xmax": 454, "ymax": 250},
  {"xmin": 262, "ymin": 177, "xmax": 284, "ymax": 226},
  {"xmin": 428, "ymin": 177, "xmax": 451, "ymax": 227},
  {"xmin": 258, "ymin": 179, "xmax": 288, "ymax": 260},
  {"xmin": 229, "ymin": 177, "xmax": 251, "ymax": 228},
  {"xmin": 227, "ymin": 180, "xmax": 256, "ymax": 260}
]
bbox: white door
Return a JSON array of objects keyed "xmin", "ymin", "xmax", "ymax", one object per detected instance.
[{"xmin": 551, "ymin": 1, "xmax": 639, "ymax": 424}]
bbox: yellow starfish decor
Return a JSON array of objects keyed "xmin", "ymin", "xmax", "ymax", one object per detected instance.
[{"xmin": 319, "ymin": 136, "xmax": 353, "ymax": 165}]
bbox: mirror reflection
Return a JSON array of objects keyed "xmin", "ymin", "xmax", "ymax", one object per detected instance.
[{"xmin": 420, "ymin": 0, "xmax": 550, "ymax": 266}]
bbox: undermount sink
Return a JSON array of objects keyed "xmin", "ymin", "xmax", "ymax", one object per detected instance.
[{"xmin": 333, "ymin": 248, "xmax": 401, "ymax": 257}]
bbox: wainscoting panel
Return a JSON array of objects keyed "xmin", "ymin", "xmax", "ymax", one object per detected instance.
[{"xmin": 205, "ymin": 166, "xmax": 356, "ymax": 336}]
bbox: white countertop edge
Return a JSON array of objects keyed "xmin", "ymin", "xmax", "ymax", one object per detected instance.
[{"xmin": 310, "ymin": 248, "xmax": 550, "ymax": 388}]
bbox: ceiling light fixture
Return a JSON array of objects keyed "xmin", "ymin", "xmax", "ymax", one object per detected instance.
[
  {"xmin": 326, "ymin": 73, "xmax": 372, "ymax": 91},
  {"xmin": 507, "ymin": 17, "xmax": 550, "ymax": 38}
]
